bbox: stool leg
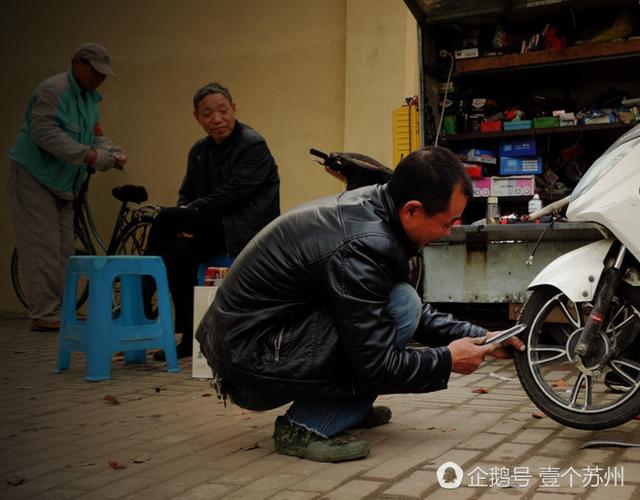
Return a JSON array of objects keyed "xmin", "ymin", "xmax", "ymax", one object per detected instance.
[
  {"xmin": 120, "ymin": 274, "xmax": 148, "ymax": 365},
  {"xmin": 55, "ymin": 347, "xmax": 70, "ymax": 373},
  {"xmin": 154, "ymin": 271, "xmax": 180, "ymax": 373},
  {"xmin": 84, "ymin": 273, "xmax": 115, "ymax": 381},
  {"xmin": 56, "ymin": 271, "xmax": 79, "ymax": 373}
]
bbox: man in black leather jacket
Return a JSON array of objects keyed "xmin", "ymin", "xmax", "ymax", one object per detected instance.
[
  {"xmin": 147, "ymin": 82, "xmax": 280, "ymax": 360},
  {"xmin": 197, "ymin": 147, "xmax": 523, "ymax": 462}
]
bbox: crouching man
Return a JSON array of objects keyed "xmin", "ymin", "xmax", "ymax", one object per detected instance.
[{"xmin": 197, "ymin": 147, "xmax": 524, "ymax": 462}]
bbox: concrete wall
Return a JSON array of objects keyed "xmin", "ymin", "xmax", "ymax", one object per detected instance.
[{"xmin": 0, "ymin": 0, "xmax": 416, "ymax": 315}]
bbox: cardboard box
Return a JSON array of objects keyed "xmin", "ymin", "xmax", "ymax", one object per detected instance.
[
  {"xmin": 465, "ymin": 148, "xmax": 497, "ymax": 164},
  {"xmin": 480, "ymin": 120, "xmax": 502, "ymax": 133},
  {"xmin": 499, "ymin": 138, "xmax": 537, "ymax": 157},
  {"xmin": 503, "ymin": 120, "xmax": 532, "ymax": 131},
  {"xmin": 491, "ymin": 176, "xmax": 535, "ymax": 197},
  {"xmin": 192, "ymin": 286, "xmax": 218, "ymax": 379},
  {"xmin": 455, "ymin": 48, "xmax": 479, "ymax": 59},
  {"xmin": 533, "ymin": 116, "xmax": 560, "ymax": 128},
  {"xmin": 471, "ymin": 177, "xmax": 492, "ymax": 197},
  {"xmin": 500, "ymin": 156, "xmax": 543, "ymax": 175},
  {"xmin": 464, "ymin": 163, "xmax": 483, "ymax": 179}
]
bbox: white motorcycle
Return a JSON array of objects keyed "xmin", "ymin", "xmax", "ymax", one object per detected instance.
[{"xmin": 513, "ymin": 123, "xmax": 640, "ymax": 429}]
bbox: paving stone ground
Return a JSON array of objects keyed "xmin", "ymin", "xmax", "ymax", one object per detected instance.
[{"xmin": 2, "ymin": 315, "xmax": 640, "ymax": 499}]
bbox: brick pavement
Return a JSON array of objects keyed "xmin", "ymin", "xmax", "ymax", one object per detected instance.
[{"xmin": 2, "ymin": 315, "xmax": 640, "ymax": 499}]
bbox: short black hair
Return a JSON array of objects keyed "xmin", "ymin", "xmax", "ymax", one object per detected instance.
[
  {"xmin": 388, "ymin": 146, "xmax": 473, "ymax": 216},
  {"xmin": 193, "ymin": 82, "xmax": 233, "ymax": 110}
]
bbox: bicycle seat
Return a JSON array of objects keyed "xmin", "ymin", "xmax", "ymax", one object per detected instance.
[{"xmin": 112, "ymin": 185, "xmax": 148, "ymax": 204}]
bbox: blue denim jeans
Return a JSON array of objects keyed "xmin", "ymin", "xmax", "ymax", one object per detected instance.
[{"xmin": 286, "ymin": 282, "xmax": 421, "ymax": 437}]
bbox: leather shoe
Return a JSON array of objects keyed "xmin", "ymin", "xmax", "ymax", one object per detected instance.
[
  {"xmin": 31, "ymin": 319, "xmax": 60, "ymax": 332},
  {"xmin": 153, "ymin": 341, "xmax": 192, "ymax": 361}
]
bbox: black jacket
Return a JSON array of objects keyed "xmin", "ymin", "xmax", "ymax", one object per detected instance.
[
  {"xmin": 178, "ymin": 121, "xmax": 280, "ymax": 255},
  {"xmin": 196, "ymin": 184, "xmax": 486, "ymax": 406}
]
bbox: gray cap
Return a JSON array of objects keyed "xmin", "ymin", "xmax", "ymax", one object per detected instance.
[{"xmin": 73, "ymin": 42, "xmax": 116, "ymax": 77}]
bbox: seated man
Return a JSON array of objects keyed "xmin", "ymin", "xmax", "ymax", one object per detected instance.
[
  {"xmin": 196, "ymin": 146, "xmax": 524, "ymax": 462},
  {"xmin": 147, "ymin": 82, "xmax": 280, "ymax": 360}
]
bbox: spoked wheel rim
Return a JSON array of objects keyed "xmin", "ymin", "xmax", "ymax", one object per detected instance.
[{"xmin": 527, "ymin": 291, "xmax": 640, "ymax": 414}]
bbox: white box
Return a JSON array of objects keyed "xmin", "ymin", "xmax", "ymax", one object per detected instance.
[{"xmin": 192, "ymin": 286, "xmax": 218, "ymax": 379}]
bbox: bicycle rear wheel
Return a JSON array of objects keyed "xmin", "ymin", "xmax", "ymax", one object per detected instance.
[
  {"xmin": 115, "ymin": 220, "xmax": 152, "ymax": 256},
  {"xmin": 113, "ymin": 220, "xmax": 155, "ymax": 319},
  {"xmin": 10, "ymin": 228, "xmax": 94, "ymax": 312},
  {"xmin": 10, "ymin": 248, "xmax": 28, "ymax": 309}
]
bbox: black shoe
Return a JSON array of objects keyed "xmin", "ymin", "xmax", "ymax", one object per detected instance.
[
  {"xmin": 273, "ymin": 416, "xmax": 369, "ymax": 462},
  {"xmin": 153, "ymin": 341, "xmax": 192, "ymax": 361},
  {"xmin": 350, "ymin": 406, "xmax": 392, "ymax": 429},
  {"xmin": 604, "ymin": 370, "xmax": 633, "ymax": 393}
]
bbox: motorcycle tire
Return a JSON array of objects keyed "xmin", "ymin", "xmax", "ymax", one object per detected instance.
[{"xmin": 514, "ymin": 285, "xmax": 640, "ymax": 430}]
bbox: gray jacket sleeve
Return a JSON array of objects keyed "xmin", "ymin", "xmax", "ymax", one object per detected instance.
[
  {"xmin": 93, "ymin": 135, "xmax": 123, "ymax": 154},
  {"xmin": 30, "ymin": 85, "xmax": 91, "ymax": 165}
]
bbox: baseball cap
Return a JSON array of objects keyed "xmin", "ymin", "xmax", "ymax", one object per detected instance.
[{"xmin": 73, "ymin": 42, "xmax": 116, "ymax": 77}]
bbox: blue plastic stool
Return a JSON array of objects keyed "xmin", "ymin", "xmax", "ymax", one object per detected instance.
[
  {"xmin": 56, "ymin": 256, "xmax": 180, "ymax": 381},
  {"xmin": 196, "ymin": 255, "xmax": 236, "ymax": 285}
]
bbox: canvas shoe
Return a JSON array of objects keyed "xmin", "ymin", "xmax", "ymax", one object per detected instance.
[{"xmin": 273, "ymin": 416, "xmax": 369, "ymax": 462}]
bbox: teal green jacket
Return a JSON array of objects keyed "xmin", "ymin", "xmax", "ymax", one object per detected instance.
[{"xmin": 9, "ymin": 70, "xmax": 104, "ymax": 194}]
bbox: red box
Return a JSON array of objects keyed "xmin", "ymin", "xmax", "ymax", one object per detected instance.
[
  {"xmin": 463, "ymin": 163, "xmax": 483, "ymax": 179},
  {"xmin": 480, "ymin": 120, "xmax": 502, "ymax": 133}
]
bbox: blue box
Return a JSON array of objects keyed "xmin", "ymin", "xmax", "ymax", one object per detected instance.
[
  {"xmin": 499, "ymin": 156, "xmax": 542, "ymax": 175},
  {"xmin": 499, "ymin": 138, "xmax": 537, "ymax": 157}
]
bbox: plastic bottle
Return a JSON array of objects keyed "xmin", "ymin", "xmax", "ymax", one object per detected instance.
[
  {"xmin": 486, "ymin": 196, "xmax": 500, "ymax": 224},
  {"xmin": 528, "ymin": 194, "xmax": 543, "ymax": 215}
]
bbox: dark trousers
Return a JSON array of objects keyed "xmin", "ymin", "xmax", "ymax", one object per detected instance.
[{"xmin": 145, "ymin": 207, "xmax": 226, "ymax": 341}]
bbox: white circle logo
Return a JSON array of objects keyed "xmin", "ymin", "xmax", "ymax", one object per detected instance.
[{"xmin": 436, "ymin": 461, "xmax": 464, "ymax": 489}]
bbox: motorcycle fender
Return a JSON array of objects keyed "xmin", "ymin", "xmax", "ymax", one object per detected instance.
[{"xmin": 528, "ymin": 239, "xmax": 614, "ymax": 302}]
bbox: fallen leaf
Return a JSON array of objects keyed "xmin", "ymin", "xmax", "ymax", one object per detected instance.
[
  {"xmin": 472, "ymin": 387, "xmax": 490, "ymax": 394},
  {"xmin": 6, "ymin": 476, "xmax": 26, "ymax": 486},
  {"xmin": 239, "ymin": 443, "xmax": 260, "ymax": 451},
  {"xmin": 108, "ymin": 461, "xmax": 126, "ymax": 470},
  {"xmin": 133, "ymin": 453, "xmax": 152, "ymax": 464},
  {"xmin": 103, "ymin": 395, "xmax": 120, "ymax": 405},
  {"xmin": 532, "ymin": 412, "xmax": 546, "ymax": 419}
]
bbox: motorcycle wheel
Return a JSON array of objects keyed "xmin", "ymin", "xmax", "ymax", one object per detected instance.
[{"xmin": 514, "ymin": 285, "xmax": 640, "ymax": 430}]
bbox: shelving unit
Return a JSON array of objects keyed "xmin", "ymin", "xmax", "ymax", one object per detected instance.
[
  {"xmin": 403, "ymin": 0, "xmax": 640, "ymax": 312},
  {"xmin": 441, "ymin": 121, "xmax": 635, "ymax": 143},
  {"xmin": 454, "ymin": 38, "xmax": 640, "ymax": 75},
  {"xmin": 405, "ymin": 0, "xmax": 640, "ymax": 223}
]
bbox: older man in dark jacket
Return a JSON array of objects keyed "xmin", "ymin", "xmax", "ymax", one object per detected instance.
[
  {"xmin": 197, "ymin": 147, "xmax": 523, "ymax": 462},
  {"xmin": 147, "ymin": 82, "xmax": 279, "ymax": 360}
]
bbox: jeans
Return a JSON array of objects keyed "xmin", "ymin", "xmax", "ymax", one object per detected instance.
[{"xmin": 286, "ymin": 282, "xmax": 421, "ymax": 437}]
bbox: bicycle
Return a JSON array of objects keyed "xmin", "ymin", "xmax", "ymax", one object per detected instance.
[{"xmin": 11, "ymin": 166, "xmax": 160, "ymax": 309}]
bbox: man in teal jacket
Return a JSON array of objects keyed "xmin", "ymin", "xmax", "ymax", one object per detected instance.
[{"xmin": 8, "ymin": 42, "xmax": 126, "ymax": 331}]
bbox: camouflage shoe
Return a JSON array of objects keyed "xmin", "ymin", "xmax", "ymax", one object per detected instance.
[
  {"xmin": 273, "ymin": 416, "xmax": 369, "ymax": 462},
  {"xmin": 350, "ymin": 405, "xmax": 392, "ymax": 429}
]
